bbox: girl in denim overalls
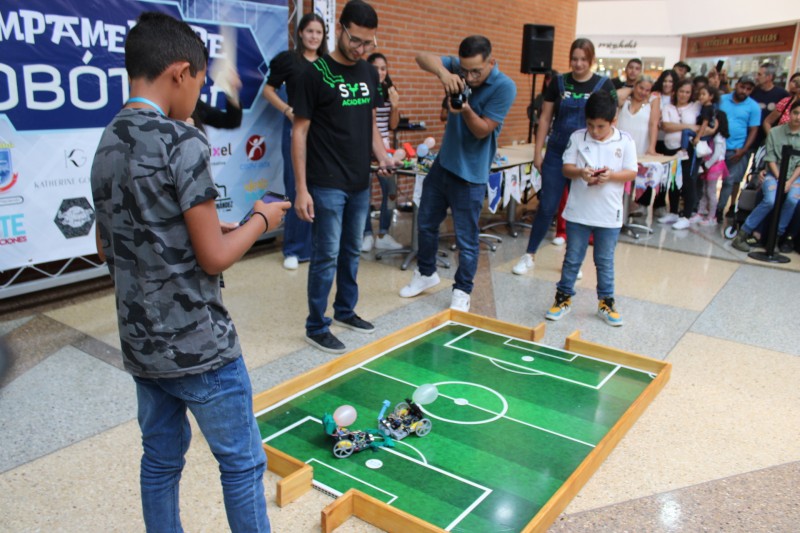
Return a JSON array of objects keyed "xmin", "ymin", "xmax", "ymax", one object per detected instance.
[{"xmin": 513, "ymin": 39, "xmax": 612, "ymax": 275}]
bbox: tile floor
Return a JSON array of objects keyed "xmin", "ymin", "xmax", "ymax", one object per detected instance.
[{"xmin": 1, "ymin": 209, "xmax": 799, "ymax": 532}]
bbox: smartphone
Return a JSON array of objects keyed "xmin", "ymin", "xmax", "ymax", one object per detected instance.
[
  {"xmin": 715, "ymin": 60, "xmax": 724, "ymax": 73},
  {"xmin": 240, "ymin": 191, "xmax": 289, "ymax": 226}
]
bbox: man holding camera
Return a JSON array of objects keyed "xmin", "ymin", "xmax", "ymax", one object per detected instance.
[{"xmin": 399, "ymin": 35, "xmax": 516, "ymax": 311}]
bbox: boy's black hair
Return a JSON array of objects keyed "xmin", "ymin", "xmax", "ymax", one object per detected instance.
[
  {"xmin": 791, "ymin": 99, "xmax": 800, "ymax": 112},
  {"xmin": 693, "ymin": 75, "xmax": 709, "ymax": 86},
  {"xmin": 585, "ymin": 90, "xmax": 617, "ymax": 122},
  {"xmin": 459, "ymin": 35, "xmax": 492, "ymax": 60},
  {"xmin": 340, "ymin": 0, "xmax": 378, "ymax": 30},
  {"xmin": 125, "ymin": 12, "xmax": 208, "ymax": 81},
  {"xmin": 627, "ymin": 58, "xmax": 643, "ymax": 67}
]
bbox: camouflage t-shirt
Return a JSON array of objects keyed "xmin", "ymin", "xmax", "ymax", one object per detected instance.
[{"xmin": 91, "ymin": 108, "xmax": 241, "ymax": 378}]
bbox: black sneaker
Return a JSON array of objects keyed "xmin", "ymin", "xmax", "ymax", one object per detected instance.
[
  {"xmin": 334, "ymin": 315, "xmax": 376, "ymax": 334},
  {"xmin": 306, "ymin": 331, "xmax": 347, "ymax": 353},
  {"xmin": 779, "ymin": 235, "xmax": 794, "ymax": 254}
]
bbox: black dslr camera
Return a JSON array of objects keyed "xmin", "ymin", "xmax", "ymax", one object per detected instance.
[{"xmin": 449, "ymin": 81, "xmax": 472, "ymax": 110}]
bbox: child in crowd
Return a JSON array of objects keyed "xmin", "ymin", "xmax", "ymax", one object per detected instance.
[
  {"xmin": 696, "ymin": 111, "xmax": 729, "ymax": 226},
  {"xmin": 693, "ymin": 86, "xmax": 718, "ymax": 146},
  {"xmin": 90, "ymin": 12, "xmax": 289, "ymax": 531},
  {"xmin": 545, "ymin": 91, "xmax": 637, "ymax": 327}
]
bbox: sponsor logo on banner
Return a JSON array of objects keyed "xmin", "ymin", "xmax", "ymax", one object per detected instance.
[
  {"xmin": 241, "ymin": 135, "xmax": 270, "ymax": 171},
  {"xmin": 244, "ymin": 178, "xmax": 270, "ymax": 204},
  {"xmin": 34, "ymin": 176, "xmax": 90, "ymax": 190},
  {"xmin": 0, "ymin": 145, "xmax": 19, "ymax": 193},
  {"xmin": 54, "ymin": 197, "xmax": 95, "ymax": 238},
  {"xmin": 215, "ymin": 183, "xmax": 233, "ymax": 213},
  {"xmin": 0, "ymin": 213, "xmax": 27, "ymax": 245},
  {"xmin": 210, "ymin": 142, "xmax": 233, "ymax": 167},
  {"xmin": 245, "ymin": 135, "xmax": 266, "ymax": 161},
  {"xmin": 65, "ymin": 148, "xmax": 88, "ymax": 168}
]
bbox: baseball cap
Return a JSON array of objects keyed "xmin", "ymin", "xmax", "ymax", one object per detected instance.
[{"xmin": 738, "ymin": 74, "xmax": 756, "ymax": 86}]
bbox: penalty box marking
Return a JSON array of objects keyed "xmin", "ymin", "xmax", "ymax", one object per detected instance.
[
  {"xmin": 263, "ymin": 415, "xmax": 492, "ymax": 532},
  {"xmin": 445, "ymin": 327, "xmax": 623, "ymax": 390}
]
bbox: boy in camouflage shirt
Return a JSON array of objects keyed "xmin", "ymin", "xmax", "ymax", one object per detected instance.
[{"xmin": 90, "ymin": 12, "xmax": 287, "ymax": 532}]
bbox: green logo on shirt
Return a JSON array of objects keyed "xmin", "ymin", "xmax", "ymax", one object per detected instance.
[
  {"xmin": 314, "ymin": 58, "xmax": 345, "ymax": 88},
  {"xmin": 338, "ymin": 82, "xmax": 371, "ymax": 106}
]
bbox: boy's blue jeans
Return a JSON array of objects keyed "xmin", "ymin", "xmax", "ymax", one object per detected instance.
[
  {"xmin": 307, "ymin": 185, "xmax": 370, "ymax": 335},
  {"xmin": 742, "ymin": 173, "xmax": 800, "ymax": 236},
  {"xmin": 557, "ymin": 221, "xmax": 621, "ymax": 299},
  {"xmin": 417, "ymin": 159, "xmax": 485, "ymax": 294},
  {"xmin": 134, "ymin": 357, "xmax": 269, "ymax": 533}
]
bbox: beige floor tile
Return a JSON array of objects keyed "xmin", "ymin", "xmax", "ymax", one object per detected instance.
[
  {"xmin": 216, "ymin": 252, "xmax": 445, "ymax": 368},
  {"xmin": 499, "ymin": 242, "xmax": 738, "ymax": 311},
  {"xmin": 0, "ymin": 417, "xmax": 380, "ymax": 532},
  {"xmin": 613, "ymin": 243, "xmax": 739, "ymax": 311},
  {"xmin": 44, "ymin": 292, "xmax": 121, "ymax": 349},
  {"xmin": 565, "ymin": 332, "xmax": 800, "ymax": 513}
]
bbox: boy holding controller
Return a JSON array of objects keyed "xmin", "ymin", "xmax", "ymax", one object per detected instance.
[{"xmin": 545, "ymin": 90, "xmax": 637, "ymax": 326}]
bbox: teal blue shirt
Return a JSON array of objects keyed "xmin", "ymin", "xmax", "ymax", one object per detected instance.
[{"xmin": 438, "ymin": 56, "xmax": 517, "ymax": 184}]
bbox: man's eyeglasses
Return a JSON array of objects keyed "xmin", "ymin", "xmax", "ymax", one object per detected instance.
[
  {"xmin": 341, "ymin": 24, "xmax": 377, "ymax": 51},
  {"xmin": 459, "ymin": 64, "xmax": 488, "ymax": 79}
]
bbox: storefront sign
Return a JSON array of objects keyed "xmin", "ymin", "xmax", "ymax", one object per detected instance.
[{"xmin": 686, "ymin": 25, "xmax": 795, "ymax": 58}]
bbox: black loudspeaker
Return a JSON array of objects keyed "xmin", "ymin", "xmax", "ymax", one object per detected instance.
[{"xmin": 520, "ymin": 24, "xmax": 555, "ymax": 74}]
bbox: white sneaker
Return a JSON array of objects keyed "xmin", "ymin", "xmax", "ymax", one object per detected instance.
[
  {"xmin": 399, "ymin": 269, "xmax": 441, "ymax": 298},
  {"xmin": 283, "ymin": 256, "xmax": 299, "ymax": 270},
  {"xmin": 361, "ymin": 235, "xmax": 374, "ymax": 252},
  {"xmin": 450, "ymin": 289, "xmax": 470, "ymax": 312},
  {"xmin": 658, "ymin": 213, "xmax": 679, "ymax": 225},
  {"xmin": 375, "ymin": 234, "xmax": 403, "ymax": 250},
  {"xmin": 551, "ymin": 236, "xmax": 566, "ymax": 246},
  {"xmin": 512, "ymin": 254, "xmax": 534, "ymax": 275},
  {"xmin": 672, "ymin": 217, "xmax": 690, "ymax": 230},
  {"xmin": 688, "ymin": 213, "xmax": 704, "ymax": 224}
]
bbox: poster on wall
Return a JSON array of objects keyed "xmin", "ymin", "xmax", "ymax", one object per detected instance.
[
  {"xmin": 314, "ymin": 0, "xmax": 336, "ymax": 53},
  {"xmin": 0, "ymin": 0, "xmax": 288, "ymax": 272}
]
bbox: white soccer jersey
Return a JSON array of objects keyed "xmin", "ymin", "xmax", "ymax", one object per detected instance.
[{"xmin": 562, "ymin": 127, "xmax": 638, "ymax": 228}]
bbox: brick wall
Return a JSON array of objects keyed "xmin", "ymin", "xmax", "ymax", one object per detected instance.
[{"xmin": 299, "ymin": 0, "xmax": 578, "ymax": 206}]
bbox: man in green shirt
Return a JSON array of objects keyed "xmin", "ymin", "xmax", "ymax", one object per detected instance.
[{"xmin": 732, "ymin": 100, "xmax": 800, "ymax": 253}]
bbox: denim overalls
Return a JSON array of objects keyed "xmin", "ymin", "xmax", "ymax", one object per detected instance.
[{"xmin": 525, "ymin": 74, "xmax": 609, "ymax": 254}]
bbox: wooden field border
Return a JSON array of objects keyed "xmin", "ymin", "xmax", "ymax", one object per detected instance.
[{"xmin": 253, "ymin": 311, "xmax": 669, "ymax": 532}]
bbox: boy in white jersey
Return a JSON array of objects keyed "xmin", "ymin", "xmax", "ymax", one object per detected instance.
[{"xmin": 545, "ymin": 90, "xmax": 638, "ymax": 326}]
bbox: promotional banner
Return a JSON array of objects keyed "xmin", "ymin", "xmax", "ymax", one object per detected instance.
[
  {"xmin": 0, "ymin": 0, "xmax": 288, "ymax": 271},
  {"xmin": 313, "ymin": 0, "xmax": 336, "ymax": 53}
]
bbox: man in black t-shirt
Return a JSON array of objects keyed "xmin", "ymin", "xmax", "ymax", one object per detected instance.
[
  {"xmin": 612, "ymin": 58, "xmax": 641, "ymax": 90},
  {"xmin": 292, "ymin": 0, "xmax": 394, "ymax": 354}
]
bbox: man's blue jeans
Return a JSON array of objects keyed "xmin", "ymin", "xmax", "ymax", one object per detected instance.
[
  {"xmin": 742, "ymin": 173, "xmax": 800, "ymax": 235},
  {"xmin": 557, "ymin": 222, "xmax": 621, "ymax": 299},
  {"xmin": 417, "ymin": 159, "xmax": 485, "ymax": 294},
  {"xmin": 718, "ymin": 149, "xmax": 750, "ymax": 216},
  {"xmin": 307, "ymin": 185, "xmax": 370, "ymax": 335},
  {"xmin": 134, "ymin": 357, "xmax": 269, "ymax": 533}
]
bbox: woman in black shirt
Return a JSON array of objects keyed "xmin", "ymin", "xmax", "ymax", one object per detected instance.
[{"xmin": 262, "ymin": 13, "xmax": 328, "ymax": 270}]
